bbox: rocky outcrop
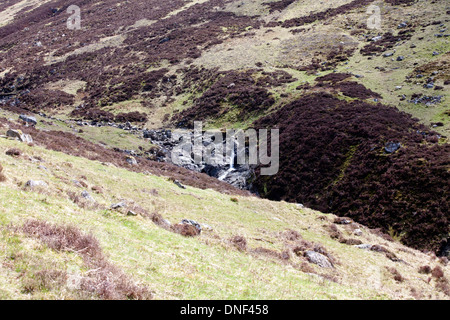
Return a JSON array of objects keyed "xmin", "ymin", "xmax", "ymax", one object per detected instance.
[
  {"xmin": 6, "ymin": 129, "xmax": 33, "ymax": 143},
  {"xmin": 304, "ymin": 251, "xmax": 334, "ymax": 268}
]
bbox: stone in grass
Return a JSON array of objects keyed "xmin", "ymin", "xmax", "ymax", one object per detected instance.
[
  {"xmin": 355, "ymin": 244, "xmax": 372, "ymax": 250},
  {"xmin": 201, "ymin": 223, "xmax": 213, "ymax": 231},
  {"xmin": 127, "ymin": 210, "xmax": 137, "ymax": 216},
  {"xmin": 19, "ymin": 114, "xmax": 37, "ymax": 126},
  {"xmin": 304, "ymin": 251, "xmax": 334, "ymax": 268},
  {"xmin": 173, "ymin": 180, "xmax": 186, "ymax": 189},
  {"xmin": 385, "ymin": 142, "xmax": 401, "ymax": 153},
  {"xmin": 125, "ymin": 155, "xmax": 137, "ymax": 166},
  {"xmin": 25, "ymin": 180, "xmax": 48, "ymax": 188},
  {"xmin": 181, "ymin": 219, "xmax": 202, "ymax": 234},
  {"xmin": 81, "ymin": 191, "xmax": 94, "ymax": 202},
  {"xmin": 110, "ymin": 201, "xmax": 126, "ymax": 209},
  {"xmin": 6, "ymin": 129, "xmax": 33, "ymax": 144}
]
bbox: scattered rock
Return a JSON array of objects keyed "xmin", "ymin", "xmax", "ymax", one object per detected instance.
[
  {"xmin": 173, "ymin": 180, "xmax": 186, "ymax": 189},
  {"xmin": 304, "ymin": 251, "xmax": 334, "ymax": 268},
  {"xmin": 409, "ymin": 94, "xmax": 442, "ymax": 105},
  {"xmin": 111, "ymin": 202, "xmax": 126, "ymax": 209},
  {"xmin": 181, "ymin": 219, "xmax": 201, "ymax": 234},
  {"xmin": 25, "ymin": 180, "xmax": 48, "ymax": 188},
  {"xmin": 383, "ymin": 52, "xmax": 394, "ymax": 57},
  {"xmin": 385, "ymin": 142, "xmax": 401, "ymax": 153},
  {"xmin": 334, "ymin": 217, "xmax": 352, "ymax": 225},
  {"xmin": 355, "ymin": 244, "xmax": 372, "ymax": 250},
  {"xmin": 396, "ymin": 56, "xmax": 404, "ymax": 61},
  {"xmin": 19, "ymin": 114, "xmax": 37, "ymax": 126},
  {"xmin": 125, "ymin": 156, "xmax": 137, "ymax": 166},
  {"xmin": 6, "ymin": 129, "xmax": 33, "ymax": 143},
  {"xmin": 158, "ymin": 37, "xmax": 170, "ymax": 44},
  {"xmin": 127, "ymin": 210, "xmax": 137, "ymax": 216},
  {"xmin": 201, "ymin": 223, "xmax": 213, "ymax": 231},
  {"xmin": 81, "ymin": 191, "xmax": 94, "ymax": 202},
  {"xmin": 353, "ymin": 229, "xmax": 363, "ymax": 236}
]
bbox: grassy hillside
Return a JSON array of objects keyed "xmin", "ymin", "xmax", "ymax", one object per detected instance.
[
  {"xmin": 0, "ymin": 0, "xmax": 449, "ymax": 300},
  {"xmin": 0, "ymin": 133, "xmax": 449, "ymax": 299}
]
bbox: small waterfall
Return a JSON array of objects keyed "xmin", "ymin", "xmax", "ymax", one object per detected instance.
[{"xmin": 218, "ymin": 142, "xmax": 235, "ymax": 181}]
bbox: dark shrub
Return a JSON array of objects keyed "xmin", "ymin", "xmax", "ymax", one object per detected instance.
[
  {"xmin": 115, "ymin": 111, "xmax": 147, "ymax": 123},
  {"xmin": 230, "ymin": 235, "xmax": 247, "ymax": 251},
  {"xmin": 418, "ymin": 265, "xmax": 432, "ymax": 274},
  {"xmin": 76, "ymin": 109, "xmax": 114, "ymax": 122},
  {"xmin": 253, "ymin": 92, "xmax": 449, "ymax": 253},
  {"xmin": 431, "ymin": 266, "xmax": 445, "ymax": 279},
  {"xmin": 281, "ymin": 229, "xmax": 302, "ymax": 241},
  {"xmin": 386, "ymin": 267, "xmax": 404, "ymax": 282},
  {"xmin": 6, "ymin": 148, "xmax": 21, "ymax": 157},
  {"xmin": 172, "ymin": 223, "xmax": 199, "ymax": 237}
]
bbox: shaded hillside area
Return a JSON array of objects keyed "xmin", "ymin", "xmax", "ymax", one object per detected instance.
[{"xmin": 253, "ymin": 90, "xmax": 449, "ymax": 254}]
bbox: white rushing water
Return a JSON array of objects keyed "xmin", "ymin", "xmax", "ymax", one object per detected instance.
[{"xmin": 218, "ymin": 144, "xmax": 235, "ymax": 181}]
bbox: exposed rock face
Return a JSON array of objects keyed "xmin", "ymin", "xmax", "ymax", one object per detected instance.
[
  {"xmin": 144, "ymin": 129, "xmax": 257, "ymax": 191},
  {"xmin": 19, "ymin": 115, "xmax": 37, "ymax": 126},
  {"xmin": 6, "ymin": 129, "xmax": 33, "ymax": 143},
  {"xmin": 125, "ymin": 156, "xmax": 138, "ymax": 166}
]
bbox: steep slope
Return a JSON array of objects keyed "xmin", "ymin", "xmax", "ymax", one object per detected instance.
[
  {"xmin": 0, "ymin": 0, "xmax": 449, "ymax": 255},
  {"xmin": 0, "ymin": 126, "xmax": 449, "ymax": 299}
]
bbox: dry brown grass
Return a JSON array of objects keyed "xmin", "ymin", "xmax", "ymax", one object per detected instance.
[
  {"xmin": 386, "ymin": 267, "xmax": 405, "ymax": 282},
  {"xmin": 20, "ymin": 219, "xmax": 152, "ymax": 300},
  {"xmin": 229, "ymin": 235, "xmax": 248, "ymax": 252},
  {"xmin": 172, "ymin": 223, "xmax": 200, "ymax": 237},
  {"xmin": 0, "ymin": 162, "xmax": 5, "ymax": 182}
]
